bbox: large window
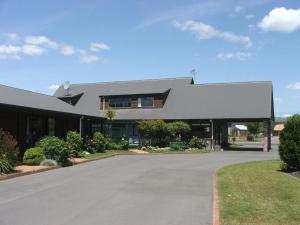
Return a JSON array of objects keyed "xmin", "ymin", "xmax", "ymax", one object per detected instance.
[
  {"xmin": 138, "ymin": 97, "xmax": 154, "ymax": 108},
  {"xmin": 48, "ymin": 118, "xmax": 55, "ymax": 136},
  {"xmin": 109, "ymin": 98, "xmax": 131, "ymax": 108}
]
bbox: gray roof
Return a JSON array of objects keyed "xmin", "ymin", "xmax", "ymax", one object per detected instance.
[
  {"xmin": 54, "ymin": 77, "xmax": 274, "ymax": 121},
  {"xmin": 0, "ymin": 84, "xmax": 101, "ymax": 118}
]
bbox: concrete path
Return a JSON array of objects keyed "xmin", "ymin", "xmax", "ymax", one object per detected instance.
[{"xmin": 0, "ymin": 147, "xmax": 278, "ymax": 225}]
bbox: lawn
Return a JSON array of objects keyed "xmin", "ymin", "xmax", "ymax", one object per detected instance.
[
  {"xmin": 218, "ymin": 160, "xmax": 300, "ymax": 225},
  {"xmin": 84, "ymin": 150, "xmax": 136, "ymax": 160}
]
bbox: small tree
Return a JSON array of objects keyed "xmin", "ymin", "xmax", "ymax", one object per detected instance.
[
  {"xmin": 138, "ymin": 120, "xmax": 170, "ymax": 146},
  {"xmin": 0, "ymin": 128, "xmax": 19, "ymax": 163},
  {"xmin": 279, "ymin": 114, "xmax": 300, "ymax": 171},
  {"xmin": 66, "ymin": 131, "xmax": 83, "ymax": 157},
  {"xmin": 247, "ymin": 122, "xmax": 261, "ymax": 137},
  {"xmin": 105, "ymin": 108, "xmax": 117, "ymax": 121},
  {"xmin": 167, "ymin": 121, "xmax": 191, "ymax": 141}
]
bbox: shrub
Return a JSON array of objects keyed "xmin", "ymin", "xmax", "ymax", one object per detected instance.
[
  {"xmin": 37, "ymin": 136, "xmax": 69, "ymax": 166},
  {"xmin": 66, "ymin": 131, "xmax": 83, "ymax": 157},
  {"xmin": 170, "ymin": 141, "xmax": 186, "ymax": 150},
  {"xmin": 93, "ymin": 132, "xmax": 108, "ymax": 152},
  {"xmin": 23, "ymin": 147, "xmax": 45, "ymax": 165},
  {"xmin": 0, "ymin": 159, "xmax": 14, "ymax": 174},
  {"xmin": 167, "ymin": 121, "xmax": 191, "ymax": 141},
  {"xmin": 138, "ymin": 120, "xmax": 170, "ymax": 146},
  {"xmin": 85, "ymin": 132, "xmax": 108, "ymax": 153},
  {"xmin": 188, "ymin": 137, "xmax": 206, "ymax": 149},
  {"xmin": 279, "ymin": 114, "xmax": 300, "ymax": 171},
  {"xmin": 0, "ymin": 128, "xmax": 19, "ymax": 163},
  {"xmin": 40, "ymin": 159, "xmax": 58, "ymax": 167},
  {"xmin": 107, "ymin": 143, "xmax": 123, "ymax": 150}
]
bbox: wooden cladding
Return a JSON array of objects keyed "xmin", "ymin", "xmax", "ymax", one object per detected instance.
[{"xmin": 100, "ymin": 94, "xmax": 166, "ymax": 110}]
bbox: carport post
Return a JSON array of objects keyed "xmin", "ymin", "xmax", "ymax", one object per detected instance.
[
  {"xmin": 210, "ymin": 120, "xmax": 214, "ymax": 151},
  {"xmin": 263, "ymin": 119, "xmax": 271, "ymax": 152}
]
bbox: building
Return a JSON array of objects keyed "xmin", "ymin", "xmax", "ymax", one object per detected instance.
[
  {"xmin": 273, "ymin": 124, "xmax": 285, "ymax": 136},
  {"xmin": 54, "ymin": 77, "xmax": 274, "ymax": 151},
  {"xmin": 0, "ymin": 84, "xmax": 104, "ymax": 157},
  {"xmin": 0, "ymin": 77, "xmax": 274, "ymax": 154}
]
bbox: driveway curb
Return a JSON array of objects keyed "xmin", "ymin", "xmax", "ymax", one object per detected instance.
[{"xmin": 213, "ymin": 168, "xmax": 220, "ymax": 225}]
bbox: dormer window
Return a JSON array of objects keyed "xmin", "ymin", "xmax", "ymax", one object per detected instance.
[
  {"xmin": 109, "ymin": 97, "xmax": 131, "ymax": 108},
  {"xmin": 138, "ymin": 97, "xmax": 154, "ymax": 108}
]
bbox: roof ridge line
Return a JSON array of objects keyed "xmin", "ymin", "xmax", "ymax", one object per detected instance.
[
  {"xmin": 70, "ymin": 77, "xmax": 193, "ymax": 86},
  {"xmin": 191, "ymin": 81, "xmax": 272, "ymax": 86}
]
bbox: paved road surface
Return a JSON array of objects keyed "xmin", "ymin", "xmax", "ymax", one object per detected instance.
[{"xmin": 0, "ymin": 147, "xmax": 278, "ymax": 225}]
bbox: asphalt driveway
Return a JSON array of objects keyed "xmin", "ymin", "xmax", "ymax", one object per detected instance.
[{"xmin": 0, "ymin": 147, "xmax": 278, "ymax": 225}]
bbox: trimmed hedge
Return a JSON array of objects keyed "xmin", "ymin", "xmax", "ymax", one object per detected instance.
[{"xmin": 23, "ymin": 147, "xmax": 45, "ymax": 165}]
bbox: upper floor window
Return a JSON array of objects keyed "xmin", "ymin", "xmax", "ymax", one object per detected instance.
[
  {"xmin": 138, "ymin": 97, "xmax": 154, "ymax": 108},
  {"xmin": 109, "ymin": 98, "xmax": 131, "ymax": 108}
]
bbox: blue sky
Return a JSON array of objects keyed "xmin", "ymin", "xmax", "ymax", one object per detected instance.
[{"xmin": 0, "ymin": 0, "xmax": 300, "ymax": 116}]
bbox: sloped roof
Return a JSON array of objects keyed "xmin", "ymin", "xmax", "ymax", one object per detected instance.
[
  {"xmin": 54, "ymin": 77, "xmax": 274, "ymax": 121},
  {"xmin": 0, "ymin": 84, "xmax": 101, "ymax": 118},
  {"xmin": 274, "ymin": 124, "xmax": 284, "ymax": 131}
]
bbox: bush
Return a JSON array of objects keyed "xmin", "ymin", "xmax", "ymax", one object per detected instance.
[
  {"xmin": 40, "ymin": 159, "xmax": 58, "ymax": 167},
  {"xmin": 279, "ymin": 114, "xmax": 300, "ymax": 171},
  {"xmin": 107, "ymin": 143, "xmax": 123, "ymax": 150},
  {"xmin": 0, "ymin": 159, "xmax": 14, "ymax": 174},
  {"xmin": 93, "ymin": 132, "xmax": 108, "ymax": 152},
  {"xmin": 167, "ymin": 121, "xmax": 191, "ymax": 141},
  {"xmin": 107, "ymin": 137, "xmax": 128, "ymax": 151},
  {"xmin": 85, "ymin": 132, "xmax": 108, "ymax": 153},
  {"xmin": 66, "ymin": 131, "xmax": 83, "ymax": 157},
  {"xmin": 0, "ymin": 128, "xmax": 19, "ymax": 163},
  {"xmin": 188, "ymin": 137, "xmax": 206, "ymax": 149},
  {"xmin": 23, "ymin": 147, "xmax": 45, "ymax": 165},
  {"xmin": 170, "ymin": 141, "xmax": 186, "ymax": 150},
  {"xmin": 37, "ymin": 136, "xmax": 69, "ymax": 166},
  {"xmin": 138, "ymin": 120, "xmax": 170, "ymax": 146}
]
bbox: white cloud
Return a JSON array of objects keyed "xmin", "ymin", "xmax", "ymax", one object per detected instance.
[
  {"xmin": 48, "ymin": 84, "xmax": 59, "ymax": 91},
  {"xmin": 287, "ymin": 82, "xmax": 300, "ymax": 90},
  {"xmin": 6, "ymin": 33, "xmax": 18, "ymax": 41},
  {"xmin": 258, "ymin": 7, "xmax": 300, "ymax": 32},
  {"xmin": 60, "ymin": 44, "xmax": 76, "ymax": 55},
  {"xmin": 217, "ymin": 52, "xmax": 251, "ymax": 60},
  {"xmin": 22, "ymin": 45, "xmax": 45, "ymax": 55},
  {"xmin": 0, "ymin": 45, "xmax": 22, "ymax": 55},
  {"xmin": 1, "ymin": 34, "xmax": 108, "ymax": 63},
  {"xmin": 24, "ymin": 35, "xmax": 58, "ymax": 48},
  {"xmin": 174, "ymin": 20, "xmax": 252, "ymax": 48},
  {"xmin": 90, "ymin": 42, "xmax": 110, "ymax": 51},
  {"xmin": 0, "ymin": 44, "xmax": 45, "ymax": 58},
  {"xmin": 80, "ymin": 55, "xmax": 100, "ymax": 63}
]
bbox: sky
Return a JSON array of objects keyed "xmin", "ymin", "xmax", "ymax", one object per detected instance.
[{"xmin": 0, "ymin": 0, "xmax": 300, "ymax": 117}]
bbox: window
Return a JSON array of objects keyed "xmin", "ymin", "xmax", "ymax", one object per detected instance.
[
  {"xmin": 138, "ymin": 97, "xmax": 154, "ymax": 108},
  {"xmin": 48, "ymin": 118, "xmax": 55, "ymax": 136},
  {"xmin": 109, "ymin": 98, "xmax": 131, "ymax": 108}
]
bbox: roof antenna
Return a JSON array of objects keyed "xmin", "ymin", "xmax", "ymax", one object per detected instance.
[
  {"xmin": 190, "ymin": 69, "xmax": 196, "ymax": 80},
  {"xmin": 63, "ymin": 81, "xmax": 71, "ymax": 96}
]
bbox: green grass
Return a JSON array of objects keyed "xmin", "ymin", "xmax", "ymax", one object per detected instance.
[
  {"xmin": 84, "ymin": 150, "xmax": 135, "ymax": 160},
  {"xmin": 218, "ymin": 160, "xmax": 300, "ymax": 225}
]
